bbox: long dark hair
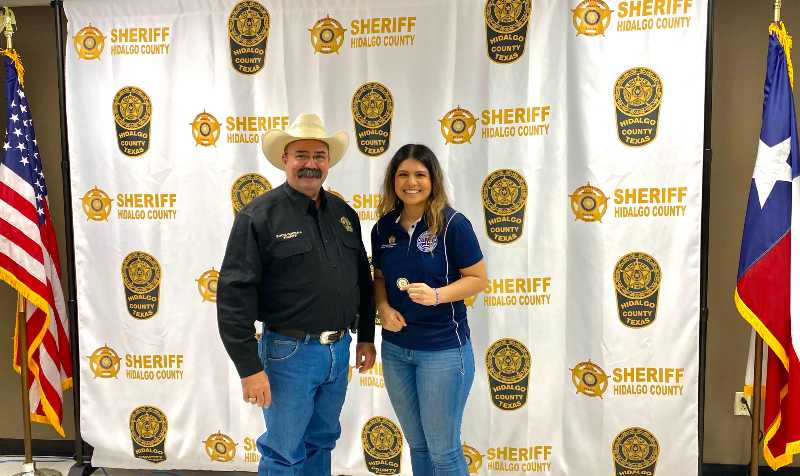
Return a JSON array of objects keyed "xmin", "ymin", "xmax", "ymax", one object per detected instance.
[{"xmin": 377, "ymin": 144, "xmax": 450, "ymax": 235}]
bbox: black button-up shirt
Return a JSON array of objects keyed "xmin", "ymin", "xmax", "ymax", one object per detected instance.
[{"xmin": 217, "ymin": 183, "xmax": 375, "ymax": 378}]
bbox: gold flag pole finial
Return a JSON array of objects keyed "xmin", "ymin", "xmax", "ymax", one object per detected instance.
[
  {"xmin": 1, "ymin": 7, "xmax": 15, "ymax": 50},
  {"xmin": 0, "ymin": 8, "xmax": 24, "ymax": 86},
  {"xmin": 774, "ymin": 0, "xmax": 782, "ymax": 23}
]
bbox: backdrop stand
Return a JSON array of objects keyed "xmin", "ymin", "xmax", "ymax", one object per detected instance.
[
  {"xmin": 699, "ymin": 0, "xmax": 714, "ymax": 474},
  {"xmin": 47, "ymin": 1, "xmax": 91, "ymax": 475}
]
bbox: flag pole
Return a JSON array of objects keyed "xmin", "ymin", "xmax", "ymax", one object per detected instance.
[
  {"xmin": 750, "ymin": 335, "xmax": 763, "ymax": 476},
  {"xmin": 15, "ymin": 295, "xmax": 36, "ymax": 475},
  {"xmin": 750, "ymin": 9, "xmax": 781, "ymax": 476},
  {"xmin": 748, "ymin": 6, "xmax": 781, "ymax": 474}
]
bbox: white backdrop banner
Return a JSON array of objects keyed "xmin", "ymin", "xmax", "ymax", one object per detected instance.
[{"xmin": 64, "ymin": 0, "xmax": 706, "ymax": 474}]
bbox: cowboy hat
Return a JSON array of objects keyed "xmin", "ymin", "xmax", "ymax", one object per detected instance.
[{"xmin": 261, "ymin": 113, "xmax": 349, "ymax": 170}]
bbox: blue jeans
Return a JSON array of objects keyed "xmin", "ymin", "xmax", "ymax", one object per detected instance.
[
  {"xmin": 256, "ymin": 331, "xmax": 351, "ymax": 476},
  {"xmin": 381, "ymin": 339, "xmax": 475, "ymax": 476}
]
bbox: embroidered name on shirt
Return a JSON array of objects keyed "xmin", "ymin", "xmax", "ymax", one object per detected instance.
[
  {"xmin": 275, "ymin": 231, "xmax": 303, "ymax": 240},
  {"xmin": 381, "ymin": 235, "xmax": 398, "ymax": 249}
]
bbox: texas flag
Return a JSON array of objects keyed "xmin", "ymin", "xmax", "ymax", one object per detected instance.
[{"xmin": 735, "ymin": 22, "xmax": 800, "ymax": 470}]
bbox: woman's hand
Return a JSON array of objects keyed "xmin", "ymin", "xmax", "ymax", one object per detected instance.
[
  {"xmin": 407, "ymin": 283, "xmax": 437, "ymax": 306},
  {"xmin": 379, "ymin": 304, "xmax": 407, "ymax": 332}
]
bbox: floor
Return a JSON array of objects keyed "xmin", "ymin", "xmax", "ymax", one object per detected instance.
[{"xmin": 0, "ymin": 458, "xmax": 255, "ymax": 476}]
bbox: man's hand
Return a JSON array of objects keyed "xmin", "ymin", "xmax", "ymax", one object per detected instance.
[
  {"xmin": 241, "ymin": 370, "xmax": 271, "ymax": 407},
  {"xmin": 355, "ymin": 343, "xmax": 376, "ymax": 373},
  {"xmin": 379, "ymin": 304, "xmax": 407, "ymax": 332}
]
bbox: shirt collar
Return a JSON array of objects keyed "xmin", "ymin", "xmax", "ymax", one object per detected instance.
[
  {"xmin": 390, "ymin": 208, "xmax": 427, "ymax": 235},
  {"xmin": 282, "ymin": 182, "xmax": 328, "ymax": 212},
  {"xmin": 394, "ymin": 213, "xmax": 421, "ymax": 226}
]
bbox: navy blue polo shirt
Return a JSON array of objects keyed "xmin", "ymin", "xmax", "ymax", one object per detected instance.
[{"xmin": 371, "ymin": 207, "xmax": 483, "ymax": 350}]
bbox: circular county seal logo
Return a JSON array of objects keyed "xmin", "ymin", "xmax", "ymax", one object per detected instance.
[
  {"xmin": 570, "ymin": 182, "xmax": 608, "ymax": 222},
  {"xmin": 614, "ymin": 67, "xmax": 663, "ymax": 117},
  {"xmin": 228, "ymin": 1, "xmax": 270, "ymax": 47},
  {"xmin": 191, "ymin": 111, "xmax": 221, "ymax": 147},
  {"xmin": 612, "ymin": 427, "xmax": 660, "ymax": 474},
  {"xmin": 614, "ymin": 252, "xmax": 660, "ymax": 300},
  {"xmin": 130, "ymin": 406, "xmax": 168, "ymax": 463},
  {"xmin": 231, "ymin": 173, "xmax": 272, "ymax": 213},
  {"xmin": 196, "ymin": 268, "xmax": 219, "ymax": 303},
  {"xmin": 486, "ymin": 338, "xmax": 531, "ymax": 384},
  {"xmin": 309, "ymin": 15, "xmax": 346, "ymax": 54},
  {"xmin": 81, "ymin": 186, "xmax": 112, "ymax": 221},
  {"xmin": 571, "ymin": 0, "xmax": 613, "ymax": 36},
  {"xmin": 482, "ymin": 169, "xmax": 528, "ymax": 217},
  {"xmin": 361, "ymin": 416, "xmax": 403, "ymax": 474},
  {"xmin": 113, "ymin": 87, "xmax": 152, "ymax": 131},
  {"xmin": 122, "ymin": 252, "xmax": 161, "ymax": 295},
  {"xmin": 485, "ymin": 0, "xmax": 532, "ymax": 33},
  {"xmin": 203, "ymin": 431, "xmax": 237, "ymax": 462},
  {"xmin": 463, "ymin": 444, "xmax": 483, "ymax": 473},
  {"xmin": 570, "ymin": 360, "xmax": 608, "ymax": 398},
  {"xmin": 352, "ymin": 82, "xmax": 394, "ymax": 129},
  {"xmin": 439, "ymin": 106, "xmax": 478, "ymax": 145},
  {"xmin": 88, "ymin": 345, "xmax": 121, "ymax": 378},
  {"xmin": 73, "ymin": 24, "xmax": 105, "ymax": 60}
]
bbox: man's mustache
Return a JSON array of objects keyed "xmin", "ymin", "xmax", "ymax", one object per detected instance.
[{"xmin": 297, "ymin": 168, "xmax": 322, "ymax": 178}]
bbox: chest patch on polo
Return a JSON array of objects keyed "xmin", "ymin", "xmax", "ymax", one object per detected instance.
[{"xmin": 416, "ymin": 231, "xmax": 438, "ymax": 252}]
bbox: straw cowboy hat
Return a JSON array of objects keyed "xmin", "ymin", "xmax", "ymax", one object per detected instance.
[{"xmin": 261, "ymin": 113, "xmax": 349, "ymax": 170}]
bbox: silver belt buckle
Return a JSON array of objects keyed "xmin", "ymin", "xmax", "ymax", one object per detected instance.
[{"xmin": 319, "ymin": 330, "xmax": 340, "ymax": 344}]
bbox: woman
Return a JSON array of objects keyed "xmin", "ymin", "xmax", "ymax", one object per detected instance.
[{"xmin": 370, "ymin": 144, "xmax": 487, "ymax": 476}]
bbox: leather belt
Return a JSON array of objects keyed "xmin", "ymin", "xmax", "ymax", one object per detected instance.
[{"xmin": 270, "ymin": 328, "xmax": 347, "ymax": 344}]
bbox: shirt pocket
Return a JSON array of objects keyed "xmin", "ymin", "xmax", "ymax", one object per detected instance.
[
  {"xmin": 272, "ymin": 238, "xmax": 312, "ymax": 267},
  {"xmin": 340, "ymin": 233, "xmax": 362, "ymax": 256}
]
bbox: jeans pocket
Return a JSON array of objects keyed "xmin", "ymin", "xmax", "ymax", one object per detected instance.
[{"xmin": 267, "ymin": 338, "xmax": 300, "ymax": 361}]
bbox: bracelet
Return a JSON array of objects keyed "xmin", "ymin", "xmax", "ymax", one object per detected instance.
[{"xmin": 434, "ymin": 288, "xmax": 440, "ymax": 306}]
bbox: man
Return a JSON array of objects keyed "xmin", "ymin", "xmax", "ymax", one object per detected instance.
[{"xmin": 217, "ymin": 113, "xmax": 376, "ymax": 475}]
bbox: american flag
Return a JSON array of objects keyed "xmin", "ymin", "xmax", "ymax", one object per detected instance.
[
  {"xmin": 0, "ymin": 52, "xmax": 71, "ymax": 436},
  {"xmin": 735, "ymin": 22, "xmax": 800, "ymax": 469}
]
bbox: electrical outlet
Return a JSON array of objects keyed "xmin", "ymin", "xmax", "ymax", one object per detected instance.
[{"xmin": 734, "ymin": 391, "xmax": 751, "ymax": 416}]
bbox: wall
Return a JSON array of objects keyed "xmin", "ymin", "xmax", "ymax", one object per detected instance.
[{"xmin": 705, "ymin": 0, "xmax": 800, "ymax": 466}]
